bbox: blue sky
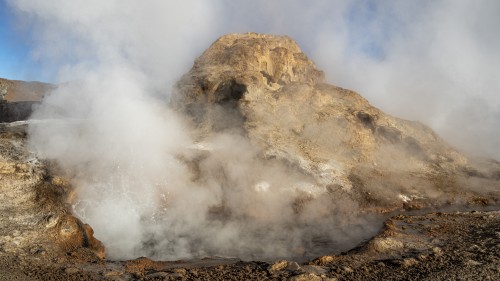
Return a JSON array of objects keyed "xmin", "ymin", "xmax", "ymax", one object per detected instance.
[{"xmin": 0, "ymin": 0, "xmax": 45, "ymax": 81}]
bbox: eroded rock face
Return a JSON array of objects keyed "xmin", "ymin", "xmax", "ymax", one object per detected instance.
[{"xmin": 175, "ymin": 33, "xmax": 499, "ymax": 210}]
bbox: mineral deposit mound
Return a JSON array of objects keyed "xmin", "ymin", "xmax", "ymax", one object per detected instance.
[{"xmin": 0, "ymin": 33, "xmax": 499, "ymax": 280}]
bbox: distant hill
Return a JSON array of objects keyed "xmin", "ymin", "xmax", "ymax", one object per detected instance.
[
  {"xmin": 0, "ymin": 77, "xmax": 53, "ymax": 102},
  {"xmin": 0, "ymin": 78, "xmax": 54, "ymax": 122}
]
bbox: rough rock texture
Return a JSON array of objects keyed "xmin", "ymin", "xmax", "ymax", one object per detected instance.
[{"xmin": 174, "ymin": 33, "xmax": 500, "ymax": 211}]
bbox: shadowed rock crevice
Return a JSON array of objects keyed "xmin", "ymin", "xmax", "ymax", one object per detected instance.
[{"xmin": 213, "ymin": 79, "xmax": 247, "ymax": 104}]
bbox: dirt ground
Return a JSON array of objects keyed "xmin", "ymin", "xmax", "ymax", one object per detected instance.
[{"xmin": 0, "ymin": 209, "xmax": 498, "ymax": 281}]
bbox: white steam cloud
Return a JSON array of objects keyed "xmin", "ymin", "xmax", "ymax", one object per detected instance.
[{"xmin": 8, "ymin": 0, "xmax": 500, "ymax": 260}]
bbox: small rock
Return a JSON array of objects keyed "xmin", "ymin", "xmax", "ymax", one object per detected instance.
[
  {"xmin": 465, "ymin": 259, "xmax": 482, "ymax": 266},
  {"xmin": 432, "ymin": 247, "xmax": 443, "ymax": 257},
  {"xmin": 44, "ymin": 214, "xmax": 59, "ymax": 228},
  {"xmin": 343, "ymin": 266, "xmax": 354, "ymax": 273},
  {"xmin": 173, "ymin": 268, "xmax": 187, "ymax": 275},
  {"xmin": 104, "ymin": 271, "xmax": 123, "ymax": 277},
  {"xmin": 402, "ymin": 258, "xmax": 418, "ymax": 268},
  {"xmin": 269, "ymin": 260, "xmax": 288, "ymax": 273},
  {"xmin": 190, "ymin": 269, "xmax": 199, "ymax": 277},
  {"xmin": 315, "ymin": 255, "xmax": 335, "ymax": 265},
  {"xmin": 29, "ymin": 246, "xmax": 45, "ymax": 255},
  {"xmin": 146, "ymin": 271, "xmax": 169, "ymax": 278},
  {"xmin": 301, "ymin": 265, "xmax": 327, "ymax": 275},
  {"xmin": 64, "ymin": 267, "xmax": 79, "ymax": 274},
  {"xmin": 371, "ymin": 237, "xmax": 404, "ymax": 252},
  {"xmin": 417, "ymin": 254, "xmax": 428, "ymax": 261},
  {"xmin": 286, "ymin": 261, "xmax": 301, "ymax": 271},
  {"xmin": 431, "ymin": 238, "xmax": 442, "ymax": 244},
  {"xmin": 167, "ymin": 273, "xmax": 184, "ymax": 279},
  {"xmin": 290, "ymin": 273, "xmax": 322, "ymax": 281}
]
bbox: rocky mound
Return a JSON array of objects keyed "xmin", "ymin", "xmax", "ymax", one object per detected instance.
[{"xmin": 174, "ymin": 33, "xmax": 499, "ymax": 211}]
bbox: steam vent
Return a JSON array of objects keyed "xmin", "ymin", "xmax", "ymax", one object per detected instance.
[{"xmin": 1, "ymin": 33, "xmax": 499, "ymax": 280}]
